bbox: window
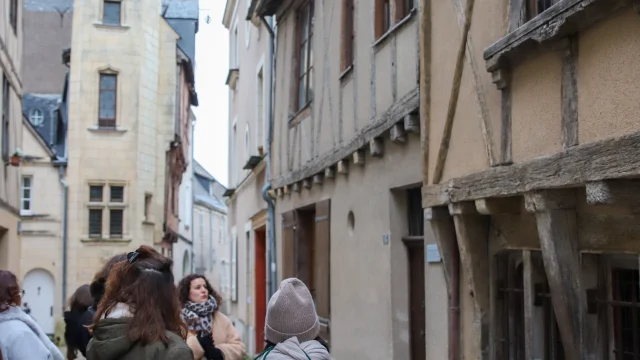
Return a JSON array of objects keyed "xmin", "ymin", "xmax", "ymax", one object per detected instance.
[
  {"xmin": 110, "ymin": 185, "xmax": 124, "ymax": 202},
  {"xmin": 2, "ymin": 74, "xmax": 10, "ymax": 162},
  {"xmin": 231, "ymin": 25, "xmax": 239, "ymax": 68},
  {"xmin": 144, "ymin": 193, "xmax": 152, "ymax": 221},
  {"xmin": 295, "ymin": 1, "xmax": 314, "ymax": 111},
  {"xmin": 88, "ymin": 183, "xmax": 126, "ymax": 239},
  {"xmin": 257, "ymin": 68, "xmax": 264, "ymax": 150},
  {"xmin": 182, "ymin": 250, "xmax": 190, "ymax": 278},
  {"xmin": 98, "ymin": 73, "xmax": 117, "ymax": 128},
  {"xmin": 21, "ymin": 176, "xmax": 32, "ymax": 215},
  {"xmin": 231, "ymin": 233, "xmax": 238, "ymax": 302},
  {"xmin": 341, "ymin": 0, "xmax": 355, "ymax": 71},
  {"xmin": 375, "ymin": 0, "xmax": 413, "ymax": 39},
  {"xmin": 245, "ymin": 124, "xmax": 250, "ymax": 164},
  {"xmin": 9, "ymin": 0, "xmax": 18, "ymax": 33},
  {"xmin": 231, "ymin": 122, "xmax": 237, "ymax": 185},
  {"xmin": 526, "ymin": 0, "xmax": 559, "ymax": 21},
  {"xmin": 103, "ymin": 1, "xmax": 122, "ymax": 26},
  {"xmin": 29, "ymin": 109, "xmax": 44, "ymax": 126}
]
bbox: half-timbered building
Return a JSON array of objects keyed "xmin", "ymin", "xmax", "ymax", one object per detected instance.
[
  {"xmin": 249, "ymin": 0, "xmax": 423, "ymax": 358},
  {"xmin": 419, "ymin": 0, "xmax": 640, "ymax": 359}
]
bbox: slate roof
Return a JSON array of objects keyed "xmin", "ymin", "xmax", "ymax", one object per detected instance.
[
  {"xmin": 193, "ymin": 160, "xmax": 227, "ymax": 213},
  {"xmin": 162, "ymin": 0, "xmax": 199, "ymax": 71},
  {"xmin": 25, "ymin": 0, "xmax": 73, "ymax": 12},
  {"xmin": 22, "ymin": 93, "xmax": 65, "ymax": 157},
  {"xmin": 162, "ymin": 0, "xmax": 199, "ymax": 20}
]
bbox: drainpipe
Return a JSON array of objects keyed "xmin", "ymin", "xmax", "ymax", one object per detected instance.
[
  {"xmin": 260, "ymin": 15, "xmax": 277, "ymax": 298},
  {"xmin": 449, "ymin": 240, "xmax": 460, "ymax": 360},
  {"xmin": 58, "ymin": 166, "xmax": 69, "ymax": 310}
]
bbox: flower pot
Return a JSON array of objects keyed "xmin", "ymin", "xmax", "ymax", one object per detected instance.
[{"xmin": 9, "ymin": 156, "xmax": 20, "ymax": 166}]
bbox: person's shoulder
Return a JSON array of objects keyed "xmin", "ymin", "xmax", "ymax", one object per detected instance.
[
  {"xmin": 165, "ymin": 333, "xmax": 194, "ymax": 359},
  {"xmin": 0, "ymin": 318, "xmax": 33, "ymax": 335}
]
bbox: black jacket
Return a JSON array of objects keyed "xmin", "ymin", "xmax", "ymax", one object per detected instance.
[{"xmin": 63, "ymin": 308, "xmax": 94, "ymax": 357}]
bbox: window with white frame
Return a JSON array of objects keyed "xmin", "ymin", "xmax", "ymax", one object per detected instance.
[
  {"xmin": 198, "ymin": 212, "xmax": 204, "ymax": 240},
  {"xmin": 231, "ymin": 122, "xmax": 237, "ymax": 185},
  {"xmin": 20, "ymin": 176, "xmax": 32, "ymax": 215},
  {"xmin": 29, "ymin": 109, "xmax": 43, "ymax": 126},
  {"xmin": 231, "ymin": 232, "xmax": 238, "ymax": 302}
]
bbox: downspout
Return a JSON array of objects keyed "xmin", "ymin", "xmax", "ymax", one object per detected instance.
[
  {"xmin": 260, "ymin": 15, "xmax": 277, "ymax": 298},
  {"xmin": 450, "ymin": 240, "xmax": 460, "ymax": 360},
  {"xmin": 58, "ymin": 166, "xmax": 69, "ymax": 310}
]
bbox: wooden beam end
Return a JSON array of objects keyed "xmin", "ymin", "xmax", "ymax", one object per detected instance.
[
  {"xmin": 292, "ymin": 182, "xmax": 301, "ymax": 193},
  {"xmin": 390, "ymin": 123, "xmax": 407, "ymax": 143},
  {"xmin": 424, "ymin": 206, "xmax": 451, "ymax": 221},
  {"xmin": 353, "ymin": 150, "xmax": 365, "ymax": 165},
  {"xmin": 369, "ymin": 138, "xmax": 384, "ymax": 158},
  {"xmin": 475, "ymin": 197, "xmax": 522, "ymax": 215},
  {"xmin": 403, "ymin": 113, "xmax": 420, "ymax": 134},
  {"xmin": 324, "ymin": 166, "xmax": 335, "ymax": 179},
  {"xmin": 302, "ymin": 178, "xmax": 312, "ymax": 189},
  {"xmin": 313, "ymin": 173, "xmax": 324, "ymax": 185},
  {"xmin": 448, "ymin": 201, "xmax": 479, "ymax": 216},
  {"xmin": 337, "ymin": 160, "xmax": 349, "ymax": 175}
]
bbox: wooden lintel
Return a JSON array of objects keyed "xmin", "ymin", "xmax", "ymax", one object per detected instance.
[
  {"xmin": 313, "ymin": 173, "xmax": 324, "ymax": 185},
  {"xmin": 353, "ymin": 149, "xmax": 365, "ymax": 165},
  {"xmin": 292, "ymin": 182, "xmax": 301, "ymax": 193},
  {"xmin": 369, "ymin": 137, "xmax": 384, "ymax": 158},
  {"xmin": 528, "ymin": 190, "xmax": 587, "ymax": 360},
  {"xmin": 302, "ymin": 178, "xmax": 312, "ymax": 189},
  {"xmin": 403, "ymin": 112, "xmax": 420, "ymax": 134},
  {"xmin": 337, "ymin": 159, "xmax": 349, "ymax": 175},
  {"xmin": 475, "ymin": 197, "xmax": 521, "ymax": 215},
  {"xmin": 390, "ymin": 123, "xmax": 407, "ymax": 143},
  {"xmin": 324, "ymin": 166, "xmax": 335, "ymax": 179},
  {"xmin": 450, "ymin": 203, "xmax": 490, "ymax": 358},
  {"xmin": 271, "ymin": 87, "xmax": 419, "ymax": 188},
  {"xmin": 483, "ymin": 0, "xmax": 633, "ymax": 73},
  {"xmin": 585, "ymin": 180, "xmax": 640, "ymax": 209},
  {"xmin": 422, "ymin": 129, "xmax": 640, "ymax": 207}
]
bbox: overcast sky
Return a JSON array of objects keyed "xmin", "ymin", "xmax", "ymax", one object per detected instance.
[{"xmin": 193, "ymin": 0, "xmax": 229, "ymax": 187}]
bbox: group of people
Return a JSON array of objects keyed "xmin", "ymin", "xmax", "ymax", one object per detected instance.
[{"xmin": 0, "ymin": 245, "xmax": 330, "ymax": 360}]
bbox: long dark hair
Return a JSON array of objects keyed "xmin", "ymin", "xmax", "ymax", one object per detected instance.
[
  {"xmin": 0, "ymin": 271, "xmax": 21, "ymax": 312},
  {"xmin": 177, "ymin": 274, "xmax": 223, "ymax": 306},
  {"xmin": 90, "ymin": 245, "xmax": 186, "ymax": 344},
  {"xmin": 68, "ymin": 284, "xmax": 93, "ymax": 312},
  {"xmin": 90, "ymin": 253, "xmax": 127, "ymax": 307}
]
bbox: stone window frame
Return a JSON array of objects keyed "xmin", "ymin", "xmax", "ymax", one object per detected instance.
[
  {"xmin": 102, "ymin": 0, "xmax": 122, "ymax": 26},
  {"xmin": 86, "ymin": 180, "xmax": 128, "ymax": 241},
  {"xmin": 97, "ymin": 69, "xmax": 119, "ymax": 129}
]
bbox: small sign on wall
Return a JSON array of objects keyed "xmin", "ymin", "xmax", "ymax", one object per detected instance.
[
  {"xmin": 426, "ymin": 244, "xmax": 442, "ymax": 263},
  {"xmin": 382, "ymin": 234, "xmax": 390, "ymax": 245}
]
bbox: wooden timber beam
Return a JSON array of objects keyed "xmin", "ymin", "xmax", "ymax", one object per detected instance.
[
  {"xmin": 585, "ymin": 180, "xmax": 640, "ymax": 210},
  {"xmin": 313, "ymin": 173, "xmax": 324, "ymax": 185},
  {"xmin": 302, "ymin": 178, "xmax": 312, "ymax": 189},
  {"xmin": 475, "ymin": 197, "xmax": 521, "ymax": 215},
  {"xmin": 449, "ymin": 202, "xmax": 490, "ymax": 359},
  {"xmin": 369, "ymin": 137, "xmax": 384, "ymax": 158},
  {"xmin": 324, "ymin": 166, "xmax": 335, "ymax": 179},
  {"xmin": 422, "ymin": 129, "xmax": 640, "ymax": 207},
  {"xmin": 271, "ymin": 87, "xmax": 419, "ymax": 189},
  {"xmin": 525, "ymin": 189, "xmax": 596, "ymax": 360}
]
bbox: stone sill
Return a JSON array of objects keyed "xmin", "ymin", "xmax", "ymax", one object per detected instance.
[
  {"xmin": 88, "ymin": 126, "xmax": 128, "ymax": 134},
  {"xmin": 81, "ymin": 237, "xmax": 132, "ymax": 244},
  {"xmin": 93, "ymin": 23, "xmax": 131, "ymax": 31}
]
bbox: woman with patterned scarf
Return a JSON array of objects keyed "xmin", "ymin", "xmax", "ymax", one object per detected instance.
[{"xmin": 178, "ymin": 274, "xmax": 245, "ymax": 360}]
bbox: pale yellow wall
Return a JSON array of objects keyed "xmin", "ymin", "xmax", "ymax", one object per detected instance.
[{"xmin": 65, "ymin": 0, "xmax": 177, "ymax": 295}]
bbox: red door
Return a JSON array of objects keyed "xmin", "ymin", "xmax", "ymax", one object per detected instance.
[{"xmin": 255, "ymin": 228, "xmax": 267, "ymax": 352}]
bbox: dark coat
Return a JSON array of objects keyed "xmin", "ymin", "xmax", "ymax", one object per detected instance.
[
  {"xmin": 63, "ymin": 308, "xmax": 94, "ymax": 357},
  {"xmin": 86, "ymin": 318, "xmax": 193, "ymax": 360}
]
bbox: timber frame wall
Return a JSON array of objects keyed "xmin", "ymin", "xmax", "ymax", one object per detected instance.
[{"xmin": 420, "ymin": 0, "xmax": 640, "ymax": 359}]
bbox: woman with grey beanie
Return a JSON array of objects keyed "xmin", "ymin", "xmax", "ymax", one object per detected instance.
[{"xmin": 254, "ymin": 278, "xmax": 330, "ymax": 360}]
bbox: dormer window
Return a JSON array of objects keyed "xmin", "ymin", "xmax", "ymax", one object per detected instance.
[{"xmin": 29, "ymin": 109, "xmax": 43, "ymax": 126}]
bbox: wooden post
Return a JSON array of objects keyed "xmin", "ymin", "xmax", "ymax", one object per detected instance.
[
  {"xmin": 369, "ymin": 137, "xmax": 384, "ymax": 158},
  {"xmin": 449, "ymin": 202, "xmax": 490, "ymax": 360},
  {"xmin": 404, "ymin": 112, "xmax": 420, "ymax": 134},
  {"xmin": 524, "ymin": 189, "xmax": 594, "ymax": 360}
]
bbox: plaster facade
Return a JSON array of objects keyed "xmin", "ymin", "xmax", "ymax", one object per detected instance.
[
  {"xmin": 64, "ymin": 0, "xmax": 196, "ymax": 296},
  {"xmin": 0, "ymin": 0, "xmax": 24, "ymax": 276}
]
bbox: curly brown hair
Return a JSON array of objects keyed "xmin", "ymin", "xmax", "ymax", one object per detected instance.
[
  {"xmin": 177, "ymin": 274, "xmax": 223, "ymax": 307},
  {"xmin": 90, "ymin": 245, "xmax": 186, "ymax": 344},
  {"xmin": 0, "ymin": 271, "xmax": 21, "ymax": 312}
]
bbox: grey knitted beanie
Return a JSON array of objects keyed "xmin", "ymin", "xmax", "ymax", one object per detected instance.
[{"xmin": 264, "ymin": 278, "xmax": 320, "ymax": 344}]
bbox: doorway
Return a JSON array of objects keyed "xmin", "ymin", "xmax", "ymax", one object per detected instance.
[
  {"xmin": 22, "ymin": 269, "xmax": 55, "ymax": 335},
  {"xmin": 254, "ymin": 226, "xmax": 267, "ymax": 352}
]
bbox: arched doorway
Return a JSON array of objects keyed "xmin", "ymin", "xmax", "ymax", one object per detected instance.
[
  {"xmin": 182, "ymin": 250, "xmax": 191, "ymax": 278},
  {"xmin": 22, "ymin": 269, "xmax": 55, "ymax": 335}
]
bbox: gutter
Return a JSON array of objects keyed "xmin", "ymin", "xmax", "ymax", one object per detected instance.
[
  {"xmin": 58, "ymin": 166, "xmax": 69, "ymax": 310},
  {"xmin": 260, "ymin": 15, "xmax": 277, "ymax": 298}
]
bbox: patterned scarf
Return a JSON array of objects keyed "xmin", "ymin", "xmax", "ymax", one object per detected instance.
[{"xmin": 181, "ymin": 295, "xmax": 218, "ymax": 333}]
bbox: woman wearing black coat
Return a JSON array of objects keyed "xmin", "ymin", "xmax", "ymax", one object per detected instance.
[{"xmin": 63, "ymin": 284, "xmax": 93, "ymax": 359}]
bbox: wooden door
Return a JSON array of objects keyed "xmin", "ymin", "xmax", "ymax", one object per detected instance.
[
  {"xmin": 254, "ymin": 228, "xmax": 267, "ymax": 352},
  {"xmin": 314, "ymin": 200, "xmax": 331, "ymax": 345},
  {"xmin": 407, "ymin": 242, "xmax": 426, "ymax": 360}
]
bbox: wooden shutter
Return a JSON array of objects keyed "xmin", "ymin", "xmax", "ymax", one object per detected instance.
[
  {"xmin": 281, "ymin": 211, "xmax": 297, "ymax": 280},
  {"xmin": 314, "ymin": 199, "xmax": 331, "ymax": 342}
]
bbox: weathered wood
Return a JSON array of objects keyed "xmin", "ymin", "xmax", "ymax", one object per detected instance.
[
  {"xmin": 419, "ymin": 0, "xmax": 431, "ymax": 188},
  {"xmin": 483, "ymin": 0, "xmax": 633, "ymax": 72},
  {"xmin": 432, "ymin": 0, "xmax": 476, "ymax": 184},
  {"xmin": 292, "ymin": 182, "xmax": 301, "ymax": 193},
  {"xmin": 449, "ymin": 202, "xmax": 490, "ymax": 359},
  {"xmin": 369, "ymin": 137, "xmax": 384, "ymax": 158},
  {"xmin": 324, "ymin": 166, "xmax": 335, "ymax": 179},
  {"xmin": 272, "ymin": 87, "xmax": 419, "ymax": 188},
  {"xmin": 353, "ymin": 149, "xmax": 365, "ymax": 165},
  {"xmin": 276, "ymin": 188, "xmax": 283, "ymax": 198},
  {"xmin": 585, "ymin": 180, "xmax": 640, "ymax": 210},
  {"xmin": 422, "ymin": 129, "xmax": 640, "ymax": 207},
  {"xmin": 508, "ymin": 0, "xmax": 526, "ymax": 32},
  {"xmin": 302, "ymin": 178, "xmax": 312, "ymax": 189},
  {"xmin": 313, "ymin": 173, "xmax": 324, "ymax": 185},
  {"xmin": 337, "ymin": 159, "xmax": 349, "ymax": 175},
  {"xmin": 500, "ymin": 82, "xmax": 512, "ymax": 165},
  {"xmin": 403, "ymin": 112, "xmax": 420, "ymax": 134},
  {"xmin": 561, "ymin": 36, "xmax": 579, "ymax": 149},
  {"xmin": 491, "ymin": 69, "xmax": 509, "ymax": 90},
  {"xmin": 522, "ymin": 250, "xmax": 538, "ymax": 360},
  {"xmin": 525, "ymin": 190, "xmax": 593, "ymax": 360},
  {"xmin": 390, "ymin": 123, "xmax": 407, "ymax": 143},
  {"xmin": 283, "ymin": 185, "xmax": 290, "ymax": 196},
  {"xmin": 475, "ymin": 197, "xmax": 521, "ymax": 215}
]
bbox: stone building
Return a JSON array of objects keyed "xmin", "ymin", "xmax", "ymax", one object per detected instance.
[
  {"xmin": 0, "ymin": 0, "xmax": 24, "ymax": 279},
  {"xmin": 64, "ymin": 0, "xmax": 198, "ymax": 298},
  {"xmin": 248, "ymin": 0, "xmax": 422, "ymax": 358},
  {"xmin": 417, "ymin": 0, "xmax": 640, "ymax": 359},
  {"xmin": 223, "ymin": 0, "xmax": 272, "ymax": 354}
]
